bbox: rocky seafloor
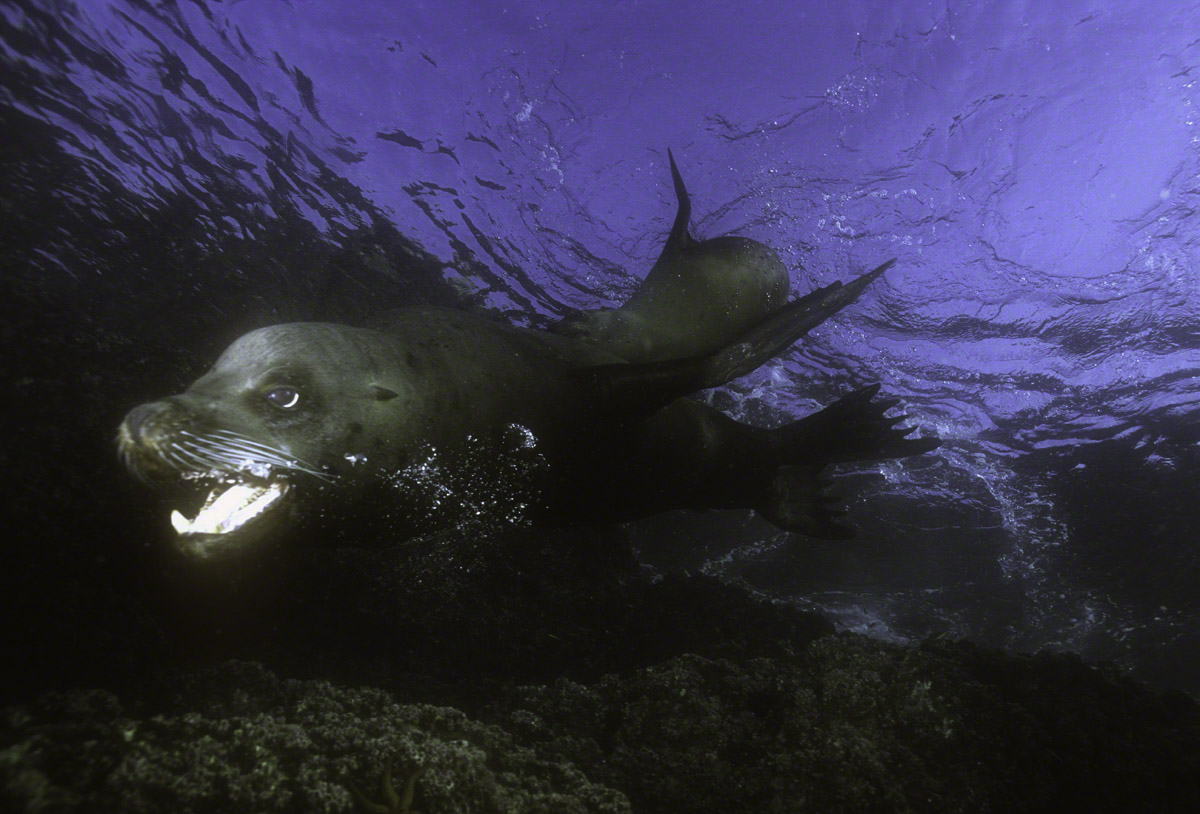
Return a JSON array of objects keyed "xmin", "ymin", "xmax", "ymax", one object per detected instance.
[{"xmin": 3, "ymin": 525, "xmax": 1198, "ymax": 813}]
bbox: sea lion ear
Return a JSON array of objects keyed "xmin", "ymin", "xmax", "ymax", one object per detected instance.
[{"xmin": 370, "ymin": 385, "xmax": 400, "ymax": 401}]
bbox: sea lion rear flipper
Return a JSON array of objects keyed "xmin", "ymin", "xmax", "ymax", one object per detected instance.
[
  {"xmin": 757, "ymin": 384, "xmax": 940, "ymax": 537},
  {"xmin": 575, "ymin": 259, "xmax": 895, "ymax": 415}
]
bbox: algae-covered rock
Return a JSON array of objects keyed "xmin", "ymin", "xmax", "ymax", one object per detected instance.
[
  {"xmin": 500, "ymin": 636, "xmax": 1200, "ymax": 814},
  {"xmin": 0, "ymin": 661, "xmax": 629, "ymax": 814},
  {"xmin": 4, "ymin": 636, "xmax": 1198, "ymax": 814}
]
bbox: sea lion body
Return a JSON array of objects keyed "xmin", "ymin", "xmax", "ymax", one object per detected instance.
[
  {"xmin": 119, "ymin": 154, "xmax": 937, "ymax": 560},
  {"xmin": 178, "ymin": 310, "xmax": 626, "ymax": 484},
  {"xmin": 120, "ymin": 307, "xmax": 772, "ymax": 558}
]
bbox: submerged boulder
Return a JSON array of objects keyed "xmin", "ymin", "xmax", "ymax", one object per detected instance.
[{"xmin": 4, "ymin": 634, "xmax": 1198, "ymax": 814}]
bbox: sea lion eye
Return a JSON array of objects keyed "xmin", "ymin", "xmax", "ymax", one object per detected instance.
[{"xmin": 264, "ymin": 386, "xmax": 301, "ymax": 410}]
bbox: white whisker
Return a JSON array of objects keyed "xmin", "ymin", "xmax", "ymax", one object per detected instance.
[
  {"xmin": 209, "ymin": 430, "xmax": 281, "ymax": 451},
  {"xmin": 193, "ymin": 430, "xmax": 295, "ymax": 462},
  {"xmin": 163, "ymin": 445, "xmax": 198, "ymax": 473},
  {"xmin": 158, "ymin": 447, "xmax": 183, "ymax": 470},
  {"xmin": 175, "ymin": 430, "xmax": 336, "ymax": 482},
  {"xmin": 209, "ymin": 439, "xmax": 331, "ymax": 480},
  {"xmin": 170, "ymin": 444, "xmax": 217, "ymax": 471},
  {"xmin": 205, "ymin": 440, "xmax": 289, "ymax": 466},
  {"xmin": 177, "ymin": 440, "xmax": 231, "ymax": 466}
]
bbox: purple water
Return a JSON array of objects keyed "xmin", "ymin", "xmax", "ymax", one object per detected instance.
[{"xmin": 5, "ymin": 0, "xmax": 1199, "ymax": 691}]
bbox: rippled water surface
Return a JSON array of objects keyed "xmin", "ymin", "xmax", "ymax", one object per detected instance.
[{"xmin": 4, "ymin": 0, "xmax": 1199, "ymax": 691}]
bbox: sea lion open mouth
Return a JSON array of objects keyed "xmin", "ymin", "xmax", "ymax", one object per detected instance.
[
  {"xmin": 169, "ymin": 477, "xmax": 291, "ymax": 537},
  {"xmin": 117, "ymin": 418, "xmax": 331, "ymax": 558}
]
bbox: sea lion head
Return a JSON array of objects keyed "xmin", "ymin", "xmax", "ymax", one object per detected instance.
[{"xmin": 117, "ymin": 323, "xmax": 406, "ymax": 561}]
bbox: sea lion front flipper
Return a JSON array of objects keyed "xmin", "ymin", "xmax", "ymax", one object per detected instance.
[
  {"xmin": 703, "ymin": 258, "xmax": 894, "ymax": 386},
  {"xmin": 575, "ymin": 259, "xmax": 895, "ymax": 416}
]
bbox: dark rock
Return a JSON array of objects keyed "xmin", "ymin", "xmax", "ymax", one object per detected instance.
[
  {"xmin": 0, "ymin": 661, "xmax": 629, "ymax": 814},
  {"xmin": 498, "ymin": 636, "xmax": 1200, "ymax": 814},
  {"xmin": 7, "ymin": 634, "xmax": 1197, "ymax": 813}
]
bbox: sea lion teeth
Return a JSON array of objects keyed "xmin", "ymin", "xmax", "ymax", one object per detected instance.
[
  {"xmin": 171, "ymin": 481, "xmax": 288, "ymax": 536},
  {"xmin": 170, "ymin": 509, "xmax": 192, "ymax": 535}
]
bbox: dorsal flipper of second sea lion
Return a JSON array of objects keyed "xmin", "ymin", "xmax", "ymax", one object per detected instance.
[
  {"xmin": 552, "ymin": 152, "xmax": 789, "ymax": 363},
  {"xmin": 662, "ymin": 147, "xmax": 692, "ymax": 255},
  {"xmin": 575, "ymin": 259, "xmax": 895, "ymax": 416}
]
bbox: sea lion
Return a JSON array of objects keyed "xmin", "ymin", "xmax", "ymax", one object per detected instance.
[{"xmin": 118, "ymin": 154, "xmax": 938, "ymax": 561}]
